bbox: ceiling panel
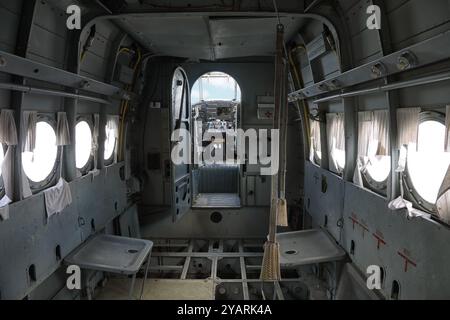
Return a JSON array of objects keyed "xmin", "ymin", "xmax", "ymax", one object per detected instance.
[{"xmin": 116, "ymin": 14, "xmax": 304, "ymax": 60}]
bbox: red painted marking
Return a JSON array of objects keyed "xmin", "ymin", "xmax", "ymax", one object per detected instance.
[
  {"xmin": 398, "ymin": 251, "xmax": 417, "ymax": 272},
  {"xmin": 349, "ymin": 216, "xmax": 359, "ymax": 230},
  {"xmin": 359, "ymin": 224, "xmax": 369, "ymax": 238},
  {"xmin": 372, "ymin": 233, "xmax": 387, "ymax": 250}
]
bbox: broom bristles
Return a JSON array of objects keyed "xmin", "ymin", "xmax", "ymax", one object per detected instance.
[
  {"xmin": 260, "ymin": 241, "xmax": 281, "ymax": 281},
  {"xmin": 277, "ymin": 198, "xmax": 288, "ymax": 227}
]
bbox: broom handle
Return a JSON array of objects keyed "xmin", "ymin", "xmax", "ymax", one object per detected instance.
[
  {"xmin": 278, "ymin": 62, "xmax": 288, "ymax": 199},
  {"xmin": 268, "ymin": 24, "xmax": 285, "ymax": 242}
]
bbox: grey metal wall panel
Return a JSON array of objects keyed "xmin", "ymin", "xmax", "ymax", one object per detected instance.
[
  {"xmin": 0, "ymin": 164, "xmax": 128, "ymax": 300},
  {"xmin": 27, "ymin": 25, "xmax": 66, "ymax": 68},
  {"xmin": 387, "ymin": 0, "xmax": 450, "ymax": 49},
  {"xmin": 342, "ymin": 183, "xmax": 450, "ymax": 299},
  {"xmin": 198, "ymin": 165, "xmax": 238, "ymax": 194},
  {"xmin": 304, "ymin": 162, "xmax": 344, "ymax": 242},
  {"xmin": 140, "ymin": 207, "xmax": 269, "ymax": 239},
  {"xmin": 0, "ymin": 6, "xmax": 20, "ymax": 52}
]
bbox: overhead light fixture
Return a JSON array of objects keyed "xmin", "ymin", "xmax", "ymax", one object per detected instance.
[
  {"xmin": 397, "ymin": 51, "xmax": 417, "ymax": 71},
  {"xmin": 371, "ymin": 62, "xmax": 386, "ymax": 79}
]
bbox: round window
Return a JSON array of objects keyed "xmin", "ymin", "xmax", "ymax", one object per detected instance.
[
  {"xmin": 365, "ymin": 156, "xmax": 391, "ymax": 183},
  {"xmin": 104, "ymin": 124, "xmax": 117, "ymax": 161},
  {"xmin": 407, "ymin": 119, "xmax": 450, "ymax": 205},
  {"xmin": 22, "ymin": 121, "xmax": 58, "ymax": 183},
  {"xmin": 75, "ymin": 121, "xmax": 93, "ymax": 169}
]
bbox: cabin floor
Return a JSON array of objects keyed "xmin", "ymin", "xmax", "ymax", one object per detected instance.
[{"xmin": 92, "ymin": 238, "xmax": 330, "ymax": 300}]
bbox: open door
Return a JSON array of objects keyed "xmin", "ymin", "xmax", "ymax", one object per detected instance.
[{"xmin": 170, "ymin": 67, "xmax": 192, "ymax": 221}]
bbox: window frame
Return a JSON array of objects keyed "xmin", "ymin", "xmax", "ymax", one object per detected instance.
[
  {"xmin": 362, "ymin": 162, "xmax": 389, "ymax": 196},
  {"xmin": 22, "ymin": 115, "xmax": 60, "ymax": 192},
  {"xmin": 75, "ymin": 116, "xmax": 94, "ymax": 175},
  {"xmin": 403, "ymin": 111, "xmax": 446, "ymax": 213}
]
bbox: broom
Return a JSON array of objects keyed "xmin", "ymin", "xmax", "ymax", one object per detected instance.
[
  {"xmin": 260, "ymin": 23, "xmax": 285, "ymax": 281},
  {"xmin": 277, "ymin": 60, "xmax": 289, "ymax": 228}
]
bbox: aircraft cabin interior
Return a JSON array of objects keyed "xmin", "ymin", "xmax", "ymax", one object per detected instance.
[{"xmin": 0, "ymin": 0, "xmax": 449, "ymax": 302}]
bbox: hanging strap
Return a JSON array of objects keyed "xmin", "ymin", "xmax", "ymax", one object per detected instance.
[{"xmin": 268, "ymin": 24, "xmax": 285, "ymax": 243}]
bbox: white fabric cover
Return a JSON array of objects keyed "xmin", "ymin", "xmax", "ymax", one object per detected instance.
[
  {"xmin": 354, "ymin": 110, "xmax": 389, "ymax": 188},
  {"xmin": 353, "ymin": 157, "xmax": 365, "ymax": 187},
  {"xmin": 92, "ymin": 113, "xmax": 99, "ymax": 169},
  {"xmin": 21, "ymin": 165, "xmax": 32, "ymax": 199},
  {"xmin": 106, "ymin": 115, "xmax": 120, "ymax": 162},
  {"xmin": 388, "ymin": 196, "xmax": 431, "ymax": 220},
  {"xmin": 445, "ymin": 105, "xmax": 450, "ymax": 152},
  {"xmin": 0, "ymin": 109, "xmax": 18, "ymax": 146},
  {"xmin": 44, "ymin": 177, "xmax": 72, "ymax": 218},
  {"xmin": 326, "ymin": 113, "xmax": 345, "ymax": 173},
  {"xmin": 397, "ymin": 107, "xmax": 420, "ymax": 148},
  {"xmin": 2, "ymin": 146, "xmax": 14, "ymax": 199},
  {"xmin": 310, "ymin": 120, "xmax": 321, "ymax": 161},
  {"xmin": 22, "ymin": 111, "xmax": 37, "ymax": 152},
  {"xmin": 358, "ymin": 110, "xmax": 389, "ymax": 157},
  {"xmin": 56, "ymin": 112, "xmax": 71, "ymax": 146},
  {"xmin": 358, "ymin": 111, "xmax": 373, "ymax": 157},
  {"xmin": 0, "ymin": 195, "xmax": 12, "ymax": 221}
]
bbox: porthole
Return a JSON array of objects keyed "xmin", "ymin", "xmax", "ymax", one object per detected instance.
[
  {"xmin": 104, "ymin": 123, "xmax": 117, "ymax": 162},
  {"xmin": 75, "ymin": 119, "xmax": 93, "ymax": 171},
  {"xmin": 362, "ymin": 156, "xmax": 390, "ymax": 195},
  {"xmin": 22, "ymin": 120, "xmax": 59, "ymax": 186},
  {"xmin": 365, "ymin": 156, "xmax": 391, "ymax": 184},
  {"xmin": 404, "ymin": 112, "xmax": 450, "ymax": 211}
]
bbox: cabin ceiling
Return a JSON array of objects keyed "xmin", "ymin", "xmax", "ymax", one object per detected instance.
[{"xmin": 115, "ymin": 15, "xmax": 305, "ymax": 60}]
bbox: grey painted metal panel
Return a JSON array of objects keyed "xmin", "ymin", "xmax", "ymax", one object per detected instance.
[
  {"xmin": 289, "ymin": 30, "xmax": 450, "ymax": 101},
  {"xmin": 140, "ymin": 207, "xmax": 269, "ymax": 239},
  {"xmin": 28, "ymin": 24, "xmax": 66, "ymax": 68},
  {"xmin": 198, "ymin": 165, "xmax": 238, "ymax": 194},
  {"xmin": 342, "ymin": 183, "xmax": 450, "ymax": 299},
  {"xmin": 304, "ymin": 162, "xmax": 344, "ymax": 242},
  {"xmin": 0, "ymin": 164, "xmax": 128, "ymax": 299},
  {"xmin": 0, "ymin": 6, "xmax": 20, "ymax": 52},
  {"xmin": 0, "ymin": 50, "xmax": 125, "ymax": 98},
  {"xmin": 387, "ymin": 0, "xmax": 450, "ymax": 49}
]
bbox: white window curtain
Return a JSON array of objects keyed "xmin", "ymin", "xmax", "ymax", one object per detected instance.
[
  {"xmin": 22, "ymin": 111, "xmax": 37, "ymax": 152},
  {"xmin": 106, "ymin": 115, "xmax": 120, "ymax": 162},
  {"xmin": 43, "ymin": 112, "xmax": 72, "ymax": 218},
  {"xmin": 56, "ymin": 112, "xmax": 71, "ymax": 146},
  {"xmin": 92, "ymin": 113, "xmax": 100, "ymax": 171},
  {"xmin": 20, "ymin": 111, "xmax": 37, "ymax": 199},
  {"xmin": 326, "ymin": 113, "xmax": 345, "ymax": 173},
  {"xmin": 397, "ymin": 107, "xmax": 420, "ymax": 149},
  {"xmin": 0, "ymin": 109, "xmax": 18, "ymax": 146},
  {"xmin": 357, "ymin": 112, "xmax": 373, "ymax": 157},
  {"xmin": 445, "ymin": 105, "xmax": 450, "ymax": 152},
  {"xmin": 0, "ymin": 109, "xmax": 17, "ymax": 219},
  {"xmin": 310, "ymin": 120, "xmax": 321, "ymax": 162},
  {"xmin": 357, "ymin": 110, "xmax": 389, "ymax": 158},
  {"xmin": 354, "ymin": 110, "xmax": 389, "ymax": 187},
  {"xmin": 388, "ymin": 107, "xmax": 430, "ymax": 219}
]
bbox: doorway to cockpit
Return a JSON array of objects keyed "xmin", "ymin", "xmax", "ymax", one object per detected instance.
[{"xmin": 191, "ymin": 72, "xmax": 242, "ymax": 209}]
